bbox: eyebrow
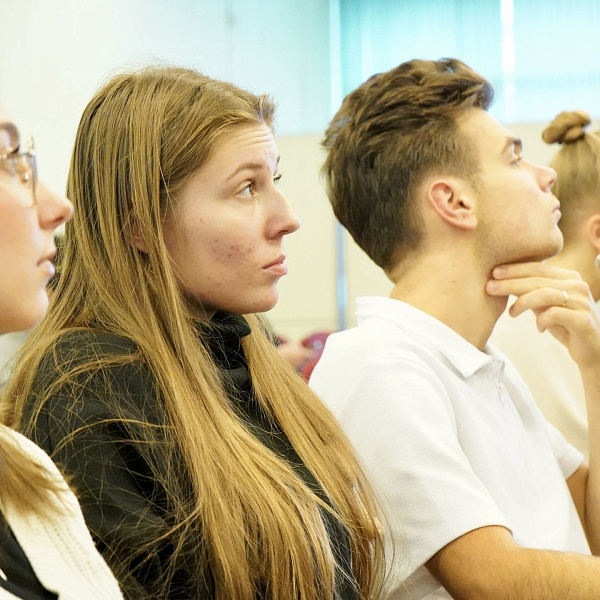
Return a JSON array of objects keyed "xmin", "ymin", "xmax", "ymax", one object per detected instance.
[
  {"xmin": 501, "ymin": 136, "xmax": 522, "ymax": 155},
  {"xmin": 225, "ymin": 156, "xmax": 281, "ymax": 182}
]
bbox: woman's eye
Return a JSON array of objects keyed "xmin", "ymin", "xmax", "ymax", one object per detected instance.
[
  {"xmin": 238, "ymin": 182, "xmax": 255, "ymax": 197},
  {"xmin": 512, "ymin": 154, "xmax": 523, "ymax": 166},
  {"xmin": 0, "ymin": 157, "xmax": 17, "ymax": 179},
  {"xmin": 273, "ymin": 174, "xmax": 282, "ymax": 185}
]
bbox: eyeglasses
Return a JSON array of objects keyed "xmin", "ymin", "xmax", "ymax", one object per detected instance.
[{"xmin": 0, "ymin": 136, "xmax": 37, "ymax": 205}]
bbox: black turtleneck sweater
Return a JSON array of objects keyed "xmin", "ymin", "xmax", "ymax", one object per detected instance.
[{"xmin": 24, "ymin": 313, "xmax": 357, "ymax": 600}]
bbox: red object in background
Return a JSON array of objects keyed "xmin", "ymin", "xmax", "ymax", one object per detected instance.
[{"xmin": 298, "ymin": 331, "xmax": 333, "ymax": 380}]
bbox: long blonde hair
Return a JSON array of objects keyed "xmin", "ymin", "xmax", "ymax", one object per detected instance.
[
  {"xmin": 3, "ymin": 66, "xmax": 384, "ymax": 599},
  {"xmin": 0, "ymin": 425, "xmax": 66, "ymax": 516}
]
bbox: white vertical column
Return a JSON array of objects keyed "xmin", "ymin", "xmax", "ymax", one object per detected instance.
[{"xmin": 501, "ymin": 0, "xmax": 516, "ymax": 122}]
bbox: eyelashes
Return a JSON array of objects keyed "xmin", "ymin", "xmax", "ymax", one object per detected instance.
[{"xmin": 238, "ymin": 173, "xmax": 282, "ymax": 198}]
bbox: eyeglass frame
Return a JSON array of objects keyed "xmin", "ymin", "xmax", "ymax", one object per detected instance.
[{"xmin": 0, "ymin": 136, "xmax": 37, "ymax": 205}]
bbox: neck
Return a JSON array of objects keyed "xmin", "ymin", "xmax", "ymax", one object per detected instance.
[{"xmin": 389, "ymin": 249, "xmax": 507, "ymax": 351}]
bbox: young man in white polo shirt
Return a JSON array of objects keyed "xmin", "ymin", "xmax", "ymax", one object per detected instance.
[{"xmin": 310, "ymin": 58, "xmax": 600, "ymax": 599}]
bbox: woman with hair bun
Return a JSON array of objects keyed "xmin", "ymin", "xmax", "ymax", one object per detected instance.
[
  {"xmin": 2, "ymin": 66, "xmax": 385, "ymax": 600},
  {"xmin": 491, "ymin": 109, "xmax": 600, "ymax": 459}
]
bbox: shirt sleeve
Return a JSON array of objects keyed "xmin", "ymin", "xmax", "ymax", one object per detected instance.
[
  {"xmin": 546, "ymin": 421, "xmax": 585, "ymax": 479},
  {"xmin": 329, "ymin": 357, "xmax": 511, "ymax": 580},
  {"xmin": 24, "ymin": 356, "xmax": 202, "ymax": 599}
]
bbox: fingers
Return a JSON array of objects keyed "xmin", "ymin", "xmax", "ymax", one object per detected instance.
[
  {"xmin": 486, "ymin": 282, "xmax": 585, "ymax": 318},
  {"xmin": 486, "ymin": 262, "xmax": 588, "ymax": 318},
  {"xmin": 491, "ymin": 261, "xmax": 582, "ymax": 282},
  {"xmin": 486, "ymin": 262, "xmax": 600, "ymax": 368}
]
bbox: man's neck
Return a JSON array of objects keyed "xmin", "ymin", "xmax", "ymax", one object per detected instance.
[{"xmin": 389, "ymin": 252, "xmax": 508, "ymax": 351}]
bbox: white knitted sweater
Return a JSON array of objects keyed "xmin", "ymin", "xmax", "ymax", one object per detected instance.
[{"xmin": 0, "ymin": 426, "xmax": 123, "ymax": 599}]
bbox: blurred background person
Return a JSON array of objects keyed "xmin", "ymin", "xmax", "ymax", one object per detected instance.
[
  {"xmin": 0, "ymin": 103, "xmax": 123, "ymax": 599},
  {"xmin": 491, "ymin": 110, "xmax": 600, "ymax": 459}
]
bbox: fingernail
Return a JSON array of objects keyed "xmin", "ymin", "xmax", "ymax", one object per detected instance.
[
  {"xmin": 487, "ymin": 281, "xmax": 499, "ymax": 292},
  {"xmin": 493, "ymin": 267, "xmax": 506, "ymax": 277}
]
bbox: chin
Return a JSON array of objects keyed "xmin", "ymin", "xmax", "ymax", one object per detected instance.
[
  {"xmin": 0, "ymin": 312, "xmax": 44, "ymax": 334},
  {"xmin": 236, "ymin": 294, "xmax": 279, "ymax": 315},
  {"xmin": 508, "ymin": 239, "xmax": 563, "ymax": 265}
]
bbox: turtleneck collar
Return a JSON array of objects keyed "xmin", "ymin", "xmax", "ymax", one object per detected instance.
[{"xmin": 197, "ymin": 311, "xmax": 252, "ymax": 391}]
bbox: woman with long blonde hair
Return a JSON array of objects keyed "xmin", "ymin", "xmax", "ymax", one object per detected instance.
[{"xmin": 2, "ymin": 66, "xmax": 385, "ymax": 600}]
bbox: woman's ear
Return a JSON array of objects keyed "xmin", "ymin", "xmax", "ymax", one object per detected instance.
[
  {"xmin": 127, "ymin": 217, "xmax": 149, "ymax": 254},
  {"xmin": 585, "ymin": 212, "xmax": 600, "ymax": 254},
  {"xmin": 426, "ymin": 177, "xmax": 478, "ymax": 231}
]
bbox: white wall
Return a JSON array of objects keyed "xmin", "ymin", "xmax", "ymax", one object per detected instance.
[
  {"xmin": 0, "ymin": 0, "xmax": 331, "ymax": 194},
  {"xmin": 2, "ymin": 2, "xmax": 591, "ymax": 341},
  {"xmin": 268, "ymin": 134, "xmax": 338, "ymax": 340}
]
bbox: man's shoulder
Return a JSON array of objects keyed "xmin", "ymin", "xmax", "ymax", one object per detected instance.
[
  {"xmin": 311, "ymin": 303, "xmax": 445, "ymax": 408},
  {"xmin": 320, "ymin": 299, "xmax": 444, "ymax": 369}
]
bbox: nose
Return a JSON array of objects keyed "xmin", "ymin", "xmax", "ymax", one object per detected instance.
[
  {"xmin": 37, "ymin": 180, "xmax": 74, "ymax": 230},
  {"xmin": 536, "ymin": 164, "xmax": 557, "ymax": 192},
  {"xmin": 271, "ymin": 189, "xmax": 301, "ymax": 237}
]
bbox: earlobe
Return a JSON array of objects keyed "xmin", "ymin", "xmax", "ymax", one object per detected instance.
[{"xmin": 427, "ymin": 179, "xmax": 478, "ymax": 230}]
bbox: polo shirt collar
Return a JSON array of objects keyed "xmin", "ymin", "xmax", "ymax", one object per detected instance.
[{"xmin": 356, "ymin": 296, "xmax": 496, "ymax": 378}]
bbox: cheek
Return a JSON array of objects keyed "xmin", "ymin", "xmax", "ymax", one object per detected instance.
[
  {"xmin": 206, "ymin": 235, "xmax": 256, "ymax": 263},
  {"xmin": 0, "ymin": 206, "xmax": 36, "ymax": 255}
]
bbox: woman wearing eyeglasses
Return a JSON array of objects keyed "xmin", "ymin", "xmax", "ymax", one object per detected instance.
[
  {"xmin": 0, "ymin": 105, "xmax": 123, "ymax": 599},
  {"xmin": 2, "ymin": 68, "xmax": 385, "ymax": 600}
]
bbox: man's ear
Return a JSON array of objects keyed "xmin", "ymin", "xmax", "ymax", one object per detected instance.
[
  {"xmin": 584, "ymin": 212, "xmax": 600, "ymax": 253},
  {"xmin": 426, "ymin": 178, "xmax": 478, "ymax": 231}
]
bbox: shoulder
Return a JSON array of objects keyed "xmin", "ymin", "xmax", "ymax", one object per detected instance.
[
  {"xmin": 312, "ymin": 322, "xmax": 450, "ymax": 421},
  {"xmin": 314, "ymin": 298, "xmax": 447, "ymax": 387},
  {"xmin": 50, "ymin": 329, "xmax": 138, "ymax": 362},
  {"xmin": 37, "ymin": 328, "xmax": 143, "ymax": 380},
  {"xmin": 0, "ymin": 425, "xmax": 65, "ymax": 481},
  {"xmin": 31, "ymin": 330, "xmax": 159, "ymax": 425}
]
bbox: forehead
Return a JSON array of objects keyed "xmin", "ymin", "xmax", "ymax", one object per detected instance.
[
  {"xmin": 212, "ymin": 122, "xmax": 276, "ymax": 158},
  {"xmin": 200, "ymin": 122, "xmax": 279, "ymax": 178},
  {"xmin": 457, "ymin": 108, "xmax": 517, "ymax": 157}
]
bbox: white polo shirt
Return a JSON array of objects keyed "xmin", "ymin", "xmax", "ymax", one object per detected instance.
[{"xmin": 310, "ymin": 297, "xmax": 589, "ymax": 600}]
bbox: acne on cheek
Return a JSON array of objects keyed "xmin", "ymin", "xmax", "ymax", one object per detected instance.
[{"xmin": 207, "ymin": 239, "xmax": 253, "ymax": 261}]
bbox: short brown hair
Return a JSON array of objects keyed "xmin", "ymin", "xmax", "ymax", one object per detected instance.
[{"xmin": 322, "ymin": 58, "xmax": 493, "ymax": 271}]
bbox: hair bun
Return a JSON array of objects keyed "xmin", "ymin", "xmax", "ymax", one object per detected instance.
[{"xmin": 542, "ymin": 110, "xmax": 591, "ymax": 145}]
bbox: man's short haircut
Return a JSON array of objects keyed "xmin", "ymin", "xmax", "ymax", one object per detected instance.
[{"xmin": 322, "ymin": 58, "xmax": 494, "ymax": 271}]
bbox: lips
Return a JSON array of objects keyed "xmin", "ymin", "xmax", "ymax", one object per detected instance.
[
  {"xmin": 263, "ymin": 255, "xmax": 286, "ymax": 269},
  {"xmin": 262, "ymin": 255, "xmax": 288, "ymax": 277},
  {"xmin": 37, "ymin": 245, "xmax": 57, "ymax": 266}
]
